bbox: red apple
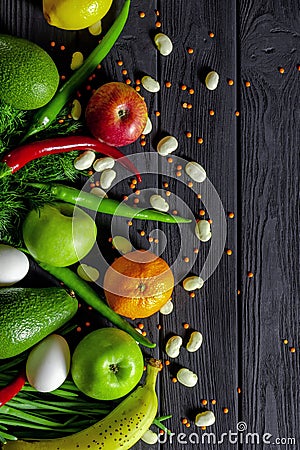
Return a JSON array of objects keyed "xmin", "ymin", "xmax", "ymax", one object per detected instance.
[{"xmin": 85, "ymin": 82, "xmax": 148, "ymax": 147}]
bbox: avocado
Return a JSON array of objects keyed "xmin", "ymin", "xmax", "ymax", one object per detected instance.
[
  {"xmin": 0, "ymin": 287, "xmax": 78, "ymax": 359},
  {"xmin": 0, "ymin": 34, "xmax": 59, "ymax": 110}
]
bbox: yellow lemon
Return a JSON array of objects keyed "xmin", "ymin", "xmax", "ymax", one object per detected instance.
[{"xmin": 43, "ymin": 0, "xmax": 113, "ymax": 30}]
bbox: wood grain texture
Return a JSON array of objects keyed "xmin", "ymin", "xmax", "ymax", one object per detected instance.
[
  {"xmin": 0, "ymin": 0, "xmax": 299, "ymax": 449},
  {"xmin": 239, "ymin": 0, "xmax": 300, "ymax": 448}
]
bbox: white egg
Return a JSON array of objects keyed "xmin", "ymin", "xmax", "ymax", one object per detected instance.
[
  {"xmin": 26, "ymin": 334, "xmax": 70, "ymax": 393},
  {"xmin": 0, "ymin": 244, "xmax": 29, "ymax": 286}
]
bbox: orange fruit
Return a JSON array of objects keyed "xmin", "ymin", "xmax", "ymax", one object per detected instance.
[{"xmin": 103, "ymin": 250, "xmax": 174, "ymax": 319}]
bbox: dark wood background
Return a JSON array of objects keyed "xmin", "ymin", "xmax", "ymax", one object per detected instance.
[{"xmin": 1, "ymin": 0, "xmax": 299, "ymax": 449}]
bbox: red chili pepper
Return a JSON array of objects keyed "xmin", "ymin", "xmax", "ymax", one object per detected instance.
[
  {"xmin": 0, "ymin": 369, "xmax": 26, "ymax": 407},
  {"xmin": 0, "ymin": 136, "xmax": 142, "ymax": 182}
]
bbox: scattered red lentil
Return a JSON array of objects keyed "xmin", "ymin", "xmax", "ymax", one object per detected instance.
[
  {"xmin": 197, "ymin": 194, "xmax": 202, "ymax": 199},
  {"xmin": 171, "ymin": 377, "xmax": 178, "ymax": 383},
  {"xmin": 181, "ymin": 84, "xmax": 187, "ymax": 91},
  {"xmin": 189, "ymin": 292, "xmax": 196, "ymax": 298},
  {"xmin": 283, "ymin": 339, "xmax": 289, "ymax": 345},
  {"xmin": 85, "ymin": 321, "xmax": 91, "ymax": 327},
  {"xmin": 185, "ymin": 131, "xmax": 192, "ymax": 138},
  {"xmin": 123, "ymin": 195, "xmax": 128, "ymax": 201},
  {"xmin": 155, "ymin": 10, "xmax": 160, "ymax": 16},
  {"xmin": 108, "ymin": 237, "xmax": 113, "ymax": 243},
  {"xmin": 135, "ymin": 86, "xmax": 141, "ymax": 92},
  {"xmin": 226, "ymin": 249, "xmax": 233, "ymax": 256},
  {"xmin": 125, "ymin": 79, "xmax": 131, "ymax": 85},
  {"xmin": 60, "ymin": 45, "xmax": 65, "ymax": 51},
  {"xmin": 188, "ymin": 181, "xmax": 193, "ymax": 188},
  {"xmin": 182, "ymin": 102, "xmax": 188, "ymax": 109},
  {"xmin": 187, "ymin": 103, "xmax": 193, "ymax": 109},
  {"xmin": 189, "ymin": 88, "xmax": 195, "ymax": 94},
  {"xmin": 117, "ymin": 60, "xmax": 123, "ymax": 66},
  {"xmin": 223, "ymin": 408, "xmax": 229, "ymax": 414},
  {"xmin": 135, "ymin": 190, "xmax": 141, "ymax": 195},
  {"xmin": 183, "ymin": 323, "xmax": 190, "ymax": 329},
  {"xmin": 211, "ymin": 399, "xmax": 217, "ymax": 405},
  {"xmin": 76, "ymin": 326, "xmax": 82, "ymax": 332},
  {"xmin": 140, "ymin": 139, "xmax": 146, "ymax": 146},
  {"xmin": 209, "ymin": 109, "xmax": 215, "ymax": 116},
  {"xmin": 185, "ymin": 422, "xmax": 191, "ymax": 428},
  {"xmin": 148, "ymin": 237, "xmax": 154, "ymax": 243},
  {"xmin": 247, "ymin": 272, "xmax": 254, "ymax": 278},
  {"xmin": 209, "ymin": 32, "xmax": 215, "ymax": 38},
  {"xmin": 228, "ymin": 212, "xmax": 235, "ymax": 218},
  {"xmin": 279, "ymin": 67, "xmax": 285, "ymax": 74},
  {"xmin": 237, "ymin": 289, "xmax": 241, "ymax": 295},
  {"xmin": 194, "ymin": 248, "xmax": 199, "ymax": 254},
  {"xmin": 163, "ymin": 182, "xmax": 169, "ymax": 188},
  {"xmin": 187, "ymin": 47, "xmax": 194, "ymax": 54},
  {"xmin": 140, "ymin": 230, "xmax": 146, "ymax": 236},
  {"xmin": 165, "ymin": 360, "xmax": 170, "ymax": 366},
  {"xmin": 139, "ymin": 11, "xmax": 146, "ymax": 18},
  {"xmin": 237, "ymin": 387, "xmax": 242, "ymax": 394},
  {"xmin": 197, "ymin": 137, "xmax": 204, "ymax": 144},
  {"xmin": 165, "ymin": 191, "xmax": 171, "ymax": 197},
  {"xmin": 159, "ymin": 429, "xmax": 164, "ymax": 435},
  {"xmin": 201, "ymin": 426, "xmax": 207, "ymax": 430},
  {"xmin": 245, "ymin": 81, "xmax": 251, "ymax": 87},
  {"xmin": 155, "ymin": 111, "xmax": 161, "ymax": 116},
  {"xmin": 135, "ymin": 79, "xmax": 141, "ymax": 85},
  {"xmin": 172, "ymin": 210, "xmax": 178, "ymax": 215},
  {"xmin": 133, "ymin": 198, "xmax": 140, "ymax": 204},
  {"xmin": 177, "ymin": 164, "xmax": 182, "ymax": 170},
  {"xmin": 297, "ymin": 64, "xmax": 300, "ymax": 71},
  {"xmin": 201, "ymin": 399, "xmax": 208, "ymax": 406},
  {"xmin": 122, "ymin": 69, "xmax": 128, "ymax": 75},
  {"xmin": 154, "ymin": 238, "xmax": 159, "ymax": 244},
  {"xmin": 176, "ymin": 171, "xmax": 182, "ymax": 177},
  {"xmin": 181, "ymin": 418, "xmax": 188, "ymax": 425},
  {"xmin": 235, "ymin": 111, "xmax": 240, "ymax": 117},
  {"xmin": 290, "ymin": 347, "xmax": 296, "ymax": 353},
  {"xmin": 208, "ymin": 219, "xmax": 213, "ymax": 224},
  {"xmin": 141, "ymin": 331, "xmax": 147, "ymax": 336},
  {"xmin": 228, "ymin": 79, "xmax": 234, "ymax": 86},
  {"xmin": 157, "ymin": 324, "xmax": 162, "ymax": 330},
  {"xmin": 167, "ymin": 157, "xmax": 173, "ymax": 163},
  {"xmin": 155, "ymin": 21, "xmax": 162, "ymax": 28},
  {"xmin": 165, "ymin": 81, "xmax": 172, "ymax": 88},
  {"xmin": 199, "ymin": 209, "xmax": 205, "ymax": 216},
  {"xmin": 127, "ymin": 220, "xmax": 133, "ymax": 226}
]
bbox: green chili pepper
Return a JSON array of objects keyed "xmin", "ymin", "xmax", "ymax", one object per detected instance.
[
  {"xmin": 20, "ymin": 0, "xmax": 131, "ymax": 143},
  {"xmin": 29, "ymin": 183, "xmax": 192, "ymax": 224},
  {"xmin": 38, "ymin": 261, "xmax": 156, "ymax": 349}
]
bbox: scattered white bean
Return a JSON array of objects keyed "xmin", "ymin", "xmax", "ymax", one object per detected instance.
[
  {"xmin": 157, "ymin": 135, "xmax": 178, "ymax": 156},
  {"xmin": 141, "ymin": 75, "xmax": 160, "ymax": 93},
  {"xmin": 150, "ymin": 194, "xmax": 169, "ymax": 212},
  {"xmin": 186, "ymin": 331, "xmax": 203, "ymax": 352},
  {"xmin": 185, "ymin": 161, "xmax": 206, "ymax": 182},
  {"xmin": 205, "ymin": 71, "xmax": 219, "ymax": 91},
  {"xmin": 159, "ymin": 299, "xmax": 174, "ymax": 315},
  {"xmin": 112, "ymin": 236, "xmax": 132, "ymax": 254},
  {"xmin": 141, "ymin": 429, "xmax": 158, "ymax": 445},
  {"xmin": 100, "ymin": 169, "xmax": 116, "ymax": 190},
  {"xmin": 195, "ymin": 410, "xmax": 216, "ymax": 427},
  {"xmin": 142, "ymin": 116, "xmax": 152, "ymax": 135},
  {"xmin": 71, "ymin": 99, "xmax": 82, "ymax": 120},
  {"xmin": 154, "ymin": 32, "xmax": 173, "ymax": 56},
  {"xmin": 165, "ymin": 335, "xmax": 183, "ymax": 358},
  {"xmin": 70, "ymin": 51, "xmax": 84, "ymax": 70},
  {"xmin": 195, "ymin": 220, "xmax": 212, "ymax": 242},
  {"xmin": 183, "ymin": 276, "xmax": 204, "ymax": 291},
  {"xmin": 177, "ymin": 368, "xmax": 198, "ymax": 387},
  {"xmin": 90, "ymin": 187, "xmax": 108, "ymax": 198},
  {"xmin": 93, "ymin": 157, "xmax": 115, "ymax": 172},
  {"xmin": 77, "ymin": 264, "xmax": 99, "ymax": 282},
  {"xmin": 88, "ymin": 20, "xmax": 102, "ymax": 36},
  {"xmin": 74, "ymin": 151, "xmax": 96, "ymax": 170}
]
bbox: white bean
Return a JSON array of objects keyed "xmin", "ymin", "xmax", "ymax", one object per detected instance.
[
  {"xmin": 177, "ymin": 368, "xmax": 198, "ymax": 387},
  {"xmin": 157, "ymin": 135, "xmax": 178, "ymax": 156},
  {"xmin": 183, "ymin": 276, "xmax": 204, "ymax": 291},
  {"xmin": 150, "ymin": 194, "xmax": 169, "ymax": 212},
  {"xmin": 160, "ymin": 299, "xmax": 174, "ymax": 315},
  {"xmin": 185, "ymin": 161, "xmax": 206, "ymax": 182},
  {"xmin": 112, "ymin": 236, "xmax": 132, "ymax": 254},
  {"xmin": 154, "ymin": 33, "xmax": 173, "ymax": 56},
  {"xmin": 88, "ymin": 20, "xmax": 102, "ymax": 36},
  {"xmin": 141, "ymin": 429, "xmax": 158, "ymax": 445},
  {"xmin": 165, "ymin": 335, "xmax": 182, "ymax": 358},
  {"xmin": 141, "ymin": 75, "xmax": 160, "ymax": 93},
  {"xmin": 71, "ymin": 99, "xmax": 82, "ymax": 120},
  {"xmin": 100, "ymin": 169, "xmax": 116, "ymax": 190},
  {"xmin": 142, "ymin": 116, "xmax": 152, "ymax": 135},
  {"xmin": 186, "ymin": 331, "xmax": 203, "ymax": 352},
  {"xmin": 195, "ymin": 220, "xmax": 212, "ymax": 242},
  {"xmin": 74, "ymin": 151, "xmax": 96, "ymax": 170},
  {"xmin": 77, "ymin": 264, "xmax": 99, "ymax": 282},
  {"xmin": 195, "ymin": 410, "xmax": 216, "ymax": 427},
  {"xmin": 90, "ymin": 187, "xmax": 108, "ymax": 198},
  {"xmin": 70, "ymin": 51, "xmax": 84, "ymax": 70},
  {"xmin": 205, "ymin": 71, "xmax": 219, "ymax": 91},
  {"xmin": 93, "ymin": 157, "xmax": 115, "ymax": 172}
]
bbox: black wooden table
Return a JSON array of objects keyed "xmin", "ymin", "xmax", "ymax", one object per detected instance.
[{"xmin": 1, "ymin": 1, "xmax": 299, "ymax": 449}]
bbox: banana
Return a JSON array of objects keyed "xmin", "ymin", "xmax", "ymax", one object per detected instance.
[{"xmin": 5, "ymin": 358, "xmax": 162, "ymax": 450}]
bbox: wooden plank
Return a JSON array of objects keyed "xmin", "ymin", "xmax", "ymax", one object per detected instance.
[
  {"xmin": 239, "ymin": 0, "xmax": 300, "ymax": 447},
  {"xmin": 154, "ymin": 1, "xmax": 239, "ymax": 448}
]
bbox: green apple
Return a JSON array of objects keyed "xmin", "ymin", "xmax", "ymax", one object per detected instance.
[
  {"xmin": 22, "ymin": 203, "xmax": 97, "ymax": 267},
  {"xmin": 71, "ymin": 328, "xmax": 144, "ymax": 400}
]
